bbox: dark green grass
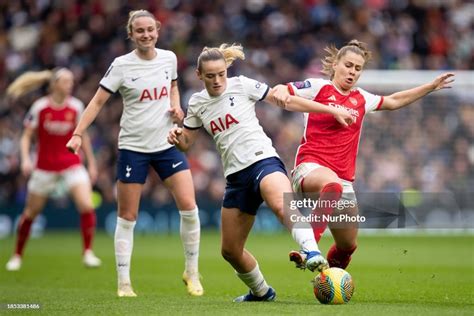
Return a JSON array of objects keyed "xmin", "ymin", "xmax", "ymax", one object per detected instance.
[{"xmin": 1, "ymin": 231, "xmax": 473, "ymax": 315}]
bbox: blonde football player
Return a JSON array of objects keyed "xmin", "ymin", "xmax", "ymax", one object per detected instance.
[
  {"xmin": 168, "ymin": 43, "xmax": 354, "ymax": 302},
  {"xmin": 66, "ymin": 10, "xmax": 203, "ymax": 297}
]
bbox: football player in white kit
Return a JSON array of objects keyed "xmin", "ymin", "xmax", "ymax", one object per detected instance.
[
  {"xmin": 167, "ymin": 43, "xmax": 354, "ymax": 302},
  {"xmin": 66, "ymin": 10, "xmax": 203, "ymax": 297}
]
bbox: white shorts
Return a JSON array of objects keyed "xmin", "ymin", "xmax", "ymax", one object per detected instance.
[
  {"xmin": 27, "ymin": 165, "xmax": 90, "ymax": 196},
  {"xmin": 291, "ymin": 162, "xmax": 357, "ymax": 202}
]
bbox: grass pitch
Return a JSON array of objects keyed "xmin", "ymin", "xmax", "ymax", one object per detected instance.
[{"xmin": 1, "ymin": 231, "xmax": 473, "ymax": 315}]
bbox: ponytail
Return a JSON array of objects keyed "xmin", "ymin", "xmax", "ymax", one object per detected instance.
[
  {"xmin": 197, "ymin": 43, "xmax": 245, "ymax": 71},
  {"xmin": 6, "ymin": 70, "xmax": 53, "ymax": 99}
]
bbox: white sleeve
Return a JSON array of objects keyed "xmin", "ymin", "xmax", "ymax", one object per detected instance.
[
  {"xmin": 287, "ymin": 78, "xmax": 325, "ymax": 100},
  {"xmin": 183, "ymin": 96, "xmax": 203, "ymax": 129},
  {"xmin": 70, "ymin": 98, "xmax": 85, "ymax": 125},
  {"xmin": 99, "ymin": 59, "xmax": 123, "ymax": 93},
  {"xmin": 171, "ymin": 52, "xmax": 178, "ymax": 81},
  {"xmin": 238, "ymin": 75, "xmax": 270, "ymax": 101},
  {"xmin": 359, "ymin": 88, "xmax": 384, "ymax": 113},
  {"xmin": 24, "ymin": 102, "xmax": 40, "ymax": 129}
]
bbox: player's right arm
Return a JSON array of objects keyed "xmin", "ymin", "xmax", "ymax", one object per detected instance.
[
  {"xmin": 66, "ymin": 87, "xmax": 111, "ymax": 154},
  {"xmin": 167, "ymin": 127, "xmax": 199, "ymax": 152},
  {"xmin": 270, "ymin": 84, "xmax": 354, "ymax": 127},
  {"xmin": 20, "ymin": 125, "xmax": 35, "ymax": 177}
]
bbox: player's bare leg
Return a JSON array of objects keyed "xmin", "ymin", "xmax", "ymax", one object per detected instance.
[
  {"xmin": 6, "ymin": 192, "xmax": 47, "ymax": 271},
  {"xmin": 328, "ymin": 206, "xmax": 359, "ymax": 269},
  {"xmin": 260, "ymin": 172, "xmax": 328, "ymax": 272},
  {"xmin": 70, "ymin": 182, "xmax": 101, "ymax": 268},
  {"xmin": 299, "ymin": 167, "xmax": 342, "ymax": 241},
  {"xmin": 165, "ymin": 170, "xmax": 203, "ymax": 296},
  {"xmin": 221, "ymin": 207, "xmax": 275, "ymax": 302}
]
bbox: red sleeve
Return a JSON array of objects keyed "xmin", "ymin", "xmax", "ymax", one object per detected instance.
[
  {"xmin": 375, "ymin": 96, "xmax": 384, "ymax": 111},
  {"xmin": 287, "ymin": 83, "xmax": 295, "ymax": 96}
]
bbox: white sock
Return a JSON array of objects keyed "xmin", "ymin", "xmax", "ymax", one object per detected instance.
[
  {"xmin": 179, "ymin": 207, "xmax": 200, "ymax": 274},
  {"xmin": 115, "ymin": 217, "xmax": 136, "ymax": 285},
  {"xmin": 236, "ymin": 264, "xmax": 269, "ymax": 297},
  {"xmin": 291, "ymin": 224, "xmax": 320, "ymax": 253}
]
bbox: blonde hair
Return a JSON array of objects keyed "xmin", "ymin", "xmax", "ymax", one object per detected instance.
[
  {"xmin": 7, "ymin": 68, "xmax": 71, "ymax": 99},
  {"xmin": 321, "ymin": 39, "xmax": 372, "ymax": 79},
  {"xmin": 197, "ymin": 43, "xmax": 245, "ymax": 72},
  {"xmin": 126, "ymin": 10, "xmax": 161, "ymax": 37}
]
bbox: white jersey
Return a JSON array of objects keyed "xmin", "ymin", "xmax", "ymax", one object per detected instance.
[
  {"xmin": 100, "ymin": 48, "xmax": 178, "ymax": 153},
  {"xmin": 184, "ymin": 75, "xmax": 279, "ymax": 177}
]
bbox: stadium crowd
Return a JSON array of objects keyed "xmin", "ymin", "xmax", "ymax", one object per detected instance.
[{"xmin": 0, "ymin": 0, "xmax": 472, "ymax": 211}]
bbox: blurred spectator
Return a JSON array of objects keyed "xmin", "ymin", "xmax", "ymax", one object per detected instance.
[{"xmin": 0, "ymin": 1, "xmax": 472, "ymax": 210}]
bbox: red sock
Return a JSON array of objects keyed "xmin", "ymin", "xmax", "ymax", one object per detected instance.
[
  {"xmin": 310, "ymin": 182, "xmax": 343, "ymax": 242},
  {"xmin": 80, "ymin": 211, "xmax": 96, "ymax": 252},
  {"xmin": 327, "ymin": 244, "xmax": 357, "ymax": 269},
  {"xmin": 15, "ymin": 215, "xmax": 34, "ymax": 256}
]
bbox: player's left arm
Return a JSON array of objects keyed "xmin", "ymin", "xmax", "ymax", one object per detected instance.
[
  {"xmin": 379, "ymin": 72, "xmax": 454, "ymax": 111},
  {"xmin": 169, "ymin": 80, "xmax": 184, "ymax": 125},
  {"xmin": 80, "ymin": 132, "xmax": 98, "ymax": 184}
]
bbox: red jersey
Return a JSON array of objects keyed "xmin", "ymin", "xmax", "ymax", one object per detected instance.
[
  {"xmin": 24, "ymin": 96, "xmax": 84, "ymax": 171},
  {"xmin": 288, "ymin": 78, "xmax": 383, "ymax": 181}
]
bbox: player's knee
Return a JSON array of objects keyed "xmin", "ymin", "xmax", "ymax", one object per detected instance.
[
  {"xmin": 118, "ymin": 212, "xmax": 137, "ymax": 221},
  {"xmin": 78, "ymin": 207, "xmax": 95, "ymax": 214},
  {"xmin": 303, "ymin": 176, "xmax": 342, "ymax": 194},
  {"xmin": 221, "ymin": 247, "xmax": 240, "ymax": 263},
  {"xmin": 272, "ymin": 205, "xmax": 285, "ymax": 223},
  {"xmin": 321, "ymin": 181, "xmax": 343, "ymax": 202},
  {"xmin": 22, "ymin": 208, "xmax": 38, "ymax": 219},
  {"xmin": 176, "ymin": 200, "xmax": 196, "ymax": 211},
  {"xmin": 322, "ymin": 181, "xmax": 343, "ymax": 193},
  {"xmin": 76, "ymin": 199, "xmax": 95, "ymax": 212}
]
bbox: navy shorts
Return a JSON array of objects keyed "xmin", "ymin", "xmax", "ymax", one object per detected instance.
[
  {"xmin": 223, "ymin": 157, "xmax": 287, "ymax": 215},
  {"xmin": 117, "ymin": 147, "xmax": 189, "ymax": 184}
]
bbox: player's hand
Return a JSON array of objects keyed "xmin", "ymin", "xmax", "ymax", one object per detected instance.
[
  {"xmin": 333, "ymin": 107, "xmax": 354, "ymax": 127},
  {"xmin": 431, "ymin": 73, "xmax": 455, "ymax": 91},
  {"xmin": 167, "ymin": 127, "xmax": 183, "ymax": 145},
  {"xmin": 168, "ymin": 107, "xmax": 184, "ymax": 124},
  {"xmin": 21, "ymin": 158, "xmax": 33, "ymax": 177},
  {"xmin": 66, "ymin": 134, "xmax": 82, "ymax": 154},
  {"xmin": 271, "ymin": 85, "xmax": 291, "ymax": 108}
]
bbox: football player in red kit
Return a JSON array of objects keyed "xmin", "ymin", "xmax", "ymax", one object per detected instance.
[
  {"xmin": 273, "ymin": 39, "xmax": 454, "ymax": 270},
  {"xmin": 5, "ymin": 68, "xmax": 101, "ymax": 271}
]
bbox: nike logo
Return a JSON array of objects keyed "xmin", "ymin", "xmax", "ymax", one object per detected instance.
[
  {"xmin": 256, "ymin": 169, "xmax": 264, "ymax": 180},
  {"xmin": 172, "ymin": 161, "xmax": 184, "ymax": 168},
  {"xmin": 131, "ymin": 77, "xmax": 140, "ymax": 81},
  {"xmin": 200, "ymin": 108, "xmax": 207, "ymax": 115}
]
